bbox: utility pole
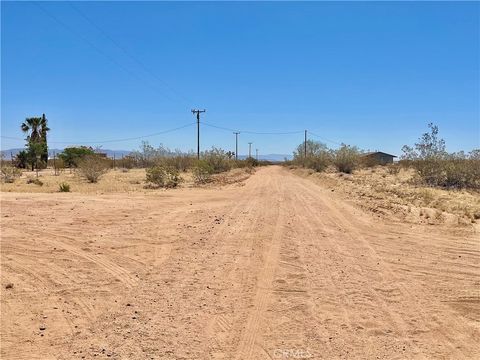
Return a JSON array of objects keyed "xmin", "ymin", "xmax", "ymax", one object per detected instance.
[
  {"xmin": 113, "ymin": 153, "xmax": 116, "ymax": 170},
  {"xmin": 304, "ymin": 130, "xmax": 307, "ymax": 167},
  {"xmin": 233, "ymin": 132, "xmax": 240, "ymax": 160},
  {"xmin": 53, "ymin": 151, "xmax": 57, "ymax": 176},
  {"xmin": 191, "ymin": 109, "xmax": 206, "ymax": 159},
  {"xmin": 256, "ymin": 149, "xmax": 258, "ymax": 161},
  {"xmin": 304, "ymin": 130, "xmax": 307, "ymax": 159},
  {"xmin": 248, "ymin": 142, "xmax": 253, "ymax": 158}
]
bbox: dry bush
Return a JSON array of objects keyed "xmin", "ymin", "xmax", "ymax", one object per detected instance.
[
  {"xmin": 411, "ymin": 159, "xmax": 480, "ymax": 189},
  {"xmin": 26, "ymin": 177, "xmax": 43, "ymax": 186},
  {"xmin": 334, "ymin": 145, "xmax": 360, "ymax": 174},
  {"xmin": 120, "ymin": 155, "xmax": 136, "ymax": 169},
  {"xmin": 387, "ymin": 163, "xmax": 401, "ymax": 175},
  {"xmin": 401, "ymin": 123, "xmax": 479, "ymax": 189},
  {"xmin": 202, "ymin": 147, "xmax": 232, "ymax": 173},
  {"xmin": 192, "ymin": 160, "xmax": 214, "ymax": 184},
  {"xmin": 58, "ymin": 182, "xmax": 70, "ymax": 192},
  {"xmin": 77, "ymin": 155, "xmax": 110, "ymax": 183},
  {"xmin": 146, "ymin": 165, "xmax": 183, "ymax": 188},
  {"xmin": 156, "ymin": 155, "xmax": 196, "ymax": 172},
  {"xmin": 1, "ymin": 164, "xmax": 22, "ymax": 183},
  {"xmin": 305, "ymin": 153, "xmax": 331, "ymax": 172}
]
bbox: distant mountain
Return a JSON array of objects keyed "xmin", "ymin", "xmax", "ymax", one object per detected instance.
[
  {"xmin": 238, "ymin": 154, "xmax": 292, "ymax": 162},
  {"xmin": 2, "ymin": 148, "xmax": 291, "ymax": 162},
  {"xmin": 1, "ymin": 148, "xmax": 132, "ymax": 160}
]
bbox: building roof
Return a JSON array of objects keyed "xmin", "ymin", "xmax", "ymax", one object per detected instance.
[{"xmin": 361, "ymin": 151, "xmax": 397, "ymax": 158}]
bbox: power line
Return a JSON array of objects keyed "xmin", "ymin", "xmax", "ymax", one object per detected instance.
[
  {"xmin": 201, "ymin": 121, "xmax": 303, "ymax": 135},
  {"xmin": 1, "ymin": 122, "xmax": 196, "ymax": 145},
  {"xmin": 68, "ymin": 2, "xmax": 193, "ymax": 106},
  {"xmin": 309, "ymin": 131, "xmax": 342, "ymax": 146},
  {"xmin": 33, "ymin": 2, "xmax": 182, "ymax": 105}
]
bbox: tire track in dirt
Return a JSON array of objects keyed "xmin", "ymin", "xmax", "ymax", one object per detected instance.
[
  {"xmin": 293, "ymin": 170, "xmax": 479, "ymax": 358},
  {"xmin": 234, "ymin": 175, "xmax": 287, "ymax": 360},
  {"xmin": 22, "ymin": 229, "xmax": 138, "ymax": 288}
]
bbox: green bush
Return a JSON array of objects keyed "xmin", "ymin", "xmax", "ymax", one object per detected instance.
[
  {"xmin": 334, "ymin": 145, "xmax": 360, "ymax": 174},
  {"xmin": 292, "ymin": 140, "xmax": 331, "ymax": 172},
  {"xmin": 77, "ymin": 155, "xmax": 110, "ymax": 183},
  {"xmin": 146, "ymin": 165, "xmax": 183, "ymax": 188},
  {"xmin": 202, "ymin": 147, "xmax": 232, "ymax": 173},
  {"xmin": 192, "ymin": 160, "xmax": 214, "ymax": 184},
  {"xmin": 59, "ymin": 182, "xmax": 71, "ymax": 192}
]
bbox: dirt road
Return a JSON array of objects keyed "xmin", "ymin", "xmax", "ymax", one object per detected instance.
[{"xmin": 1, "ymin": 166, "xmax": 479, "ymax": 359}]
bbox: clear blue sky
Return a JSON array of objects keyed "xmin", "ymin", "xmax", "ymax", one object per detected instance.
[{"xmin": 1, "ymin": 1, "xmax": 479, "ymax": 156}]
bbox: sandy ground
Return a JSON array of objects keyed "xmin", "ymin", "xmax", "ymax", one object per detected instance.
[{"xmin": 1, "ymin": 166, "xmax": 479, "ymax": 359}]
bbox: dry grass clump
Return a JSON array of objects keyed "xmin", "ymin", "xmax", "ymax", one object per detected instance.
[
  {"xmin": 1, "ymin": 164, "xmax": 21, "ymax": 183},
  {"xmin": 26, "ymin": 177, "xmax": 43, "ymax": 186},
  {"xmin": 293, "ymin": 165, "xmax": 480, "ymax": 226}
]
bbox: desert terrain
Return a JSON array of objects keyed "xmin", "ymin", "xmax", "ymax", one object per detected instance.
[{"xmin": 1, "ymin": 165, "xmax": 479, "ymax": 359}]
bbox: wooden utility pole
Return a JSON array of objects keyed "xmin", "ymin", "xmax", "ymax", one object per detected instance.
[
  {"xmin": 248, "ymin": 142, "xmax": 253, "ymax": 158},
  {"xmin": 233, "ymin": 132, "xmax": 240, "ymax": 160},
  {"xmin": 304, "ymin": 130, "xmax": 307, "ymax": 159},
  {"xmin": 53, "ymin": 151, "xmax": 57, "ymax": 176},
  {"xmin": 304, "ymin": 130, "xmax": 307, "ymax": 167},
  {"xmin": 256, "ymin": 148, "xmax": 258, "ymax": 161},
  {"xmin": 191, "ymin": 109, "xmax": 206, "ymax": 159}
]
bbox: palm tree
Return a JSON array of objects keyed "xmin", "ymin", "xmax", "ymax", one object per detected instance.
[{"xmin": 21, "ymin": 114, "xmax": 50, "ymax": 168}]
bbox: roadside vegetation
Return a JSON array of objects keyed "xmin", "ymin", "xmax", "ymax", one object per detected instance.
[
  {"xmin": 2, "ymin": 119, "xmax": 264, "ymax": 190},
  {"xmin": 401, "ymin": 123, "xmax": 479, "ymax": 189},
  {"xmin": 286, "ymin": 123, "xmax": 479, "ymax": 225}
]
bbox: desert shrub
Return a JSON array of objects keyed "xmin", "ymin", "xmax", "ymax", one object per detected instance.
[
  {"xmin": 121, "ymin": 155, "xmax": 136, "ymax": 169},
  {"xmin": 146, "ymin": 165, "xmax": 183, "ymax": 188},
  {"xmin": 305, "ymin": 152, "xmax": 331, "ymax": 172},
  {"xmin": 26, "ymin": 177, "xmax": 43, "ymax": 186},
  {"xmin": 412, "ymin": 158, "xmax": 480, "ymax": 189},
  {"xmin": 402, "ymin": 124, "xmax": 480, "ymax": 189},
  {"xmin": 387, "ymin": 163, "xmax": 401, "ymax": 175},
  {"xmin": 333, "ymin": 145, "xmax": 360, "ymax": 174},
  {"xmin": 202, "ymin": 147, "xmax": 232, "ymax": 173},
  {"xmin": 58, "ymin": 182, "xmax": 70, "ymax": 192},
  {"xmin": 244, "ymin": 157, "xmax": 259, "ymax": 168},
  {"xmin": 292, "ymin": 140, "xmax": 331, "ymax": 172},
  {"xmin": 192, "ymin": 160, "xmax": 214, "ymax": 184},
  {"xmin": 1, "ymin": 164, "xmax": 21, "ymax": 183},
  {"xmin": 77, "ymin": 155, "xmax": 109, "ymax": 183},
  {"xmin": 156, "ymin": 155, "xmax": 196, "ymax": 172}
]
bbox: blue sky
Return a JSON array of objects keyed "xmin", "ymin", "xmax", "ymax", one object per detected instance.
[{"xmin": 1, "ymin": 1, "xmax": 479, "ymax": 156}]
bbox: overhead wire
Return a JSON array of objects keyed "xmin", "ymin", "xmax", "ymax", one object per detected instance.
[
  {"xmin": 68, "ymin": 2, "xmax": 193, "ymax": 106},
  {"xmin": 201, "ymin": 121, "xmax": 304, "ymax": 135},
  {"xmin": 1, "ymin": 122, "xmax": 196, "ymax": 145},
  {"xmin": 33, "ymin": 2, "xmax": 184, "ymax": 105},
  {"xmin": 309, "ymin": 131, "xmax": 343, "ymax": 146}
]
